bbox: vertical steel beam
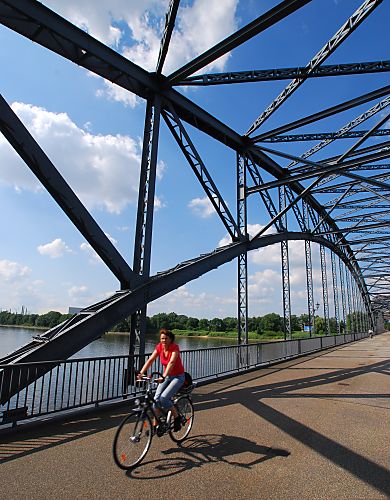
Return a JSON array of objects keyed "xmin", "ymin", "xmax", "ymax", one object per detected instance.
[
  {"xmin": 339, "ymin": 259, "xmax": 347, "ymax": 333},
  {"xmin": 320, "ymin": 245, "xmax": 331, "ymax": 336},
  {"xmin": 303, "ymin": 201, "xmax": 314, "ymax": 337},
  {"xmin": 345, "ymin": 267, "xmax": 354, "ymax": 332},
  {"xmin": 351, "ymin": 282, "xmax": 360, "ymax": 332},
  {"xmin": 279, "ymin": 186, "xmax": 292, "ymax": 340},
  {"xmin": 358, "ymin": 293, "xmax": 364, "ymax": 333},
  {"xmin": 130, "ymin": 97, "xmax": 161, "ymax": 361},
  {"xmin": 357, "ymin": 285, "xmax": 364, "ymax": 333},
  {"xmin": 237, "ymin": 153, "xmax": 248, "ymax": 345},
  {"xmin": 331, "ymin": 252, "xmax": 341, "ymax": 335}
]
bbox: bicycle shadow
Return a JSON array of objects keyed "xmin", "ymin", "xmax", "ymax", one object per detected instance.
[{"xmin": 128, "ymin": 433, "xmax": 290, "ymax": 479}]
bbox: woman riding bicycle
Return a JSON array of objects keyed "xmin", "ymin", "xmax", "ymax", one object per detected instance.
[{"xmin": 137, "ymin": 329, "xmax": 185, "ymax": 431}]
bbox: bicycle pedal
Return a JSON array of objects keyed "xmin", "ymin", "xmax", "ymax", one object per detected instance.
[{"xmin": 156, "ymin": 425, "xmax": 166, "ymax": 437}]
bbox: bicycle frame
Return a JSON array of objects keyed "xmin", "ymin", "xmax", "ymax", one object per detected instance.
[{"xmin": 134, "ymin": 376, "xmax": 173, "ymax": 434}]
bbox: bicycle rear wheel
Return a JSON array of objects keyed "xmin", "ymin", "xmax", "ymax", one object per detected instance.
[
  {"xmin": 113, "ymin": 411, "xmax": 153, "ymax": 470},
  {"xmin": 169, "ymin": 395, "xmax": 194, "ymax": 443}
]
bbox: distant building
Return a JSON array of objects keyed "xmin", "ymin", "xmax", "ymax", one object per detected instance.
[{"xmin": 68, "ymin": 307, "xmax": 82, "ymax": 315}]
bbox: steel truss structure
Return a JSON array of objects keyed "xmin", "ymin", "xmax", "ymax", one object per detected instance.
[{"xmin": 0, "ymin": 0, "xmax": 389, "ymax": 399}]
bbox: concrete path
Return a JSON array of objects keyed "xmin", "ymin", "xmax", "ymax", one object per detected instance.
[{"xmin": 1, "ymin": 333, "xmax": 389, "ymax": 499}]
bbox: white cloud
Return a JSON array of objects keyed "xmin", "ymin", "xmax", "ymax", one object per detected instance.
[
  {"xmin": 95, "ymin": 80, "xmax": 138, "ymax": 108},
  {"xmin": 0, "ymin": 260, "xmax": 30, "ymax": 282},
  {"xmin": 218, "ymin": 223, "xmax": 275, "ymax": 248},
  {"xmin": 251, "ymin": 239, "xmax": 305, "ymax": 267},
  {"xmin": 122, "ymin": 0, "xmax": 239, "ymax": 74},
  {"xmin": 154, "ymin": 196, "xmax": 166, "ymax": 211},
  {"xmin": 188, "ymin": 196, "xmax": 215, "ymax": 218},
  {"xmin": 37, "ymin": 238, "xmax": 72, "ymax": 259},
  {"xmin": 0, "ymin": 102, "xmax": 144, "ymax": 213},
  {"xmin": 80, "ymin": 233, "xmax": 117, "ymax": 263},
  {"xmin": 380, "ymin": 109, "xmax": 390, "ymax": 129},
  {"xmin": 0, "ymin": 260, "xmax": 59, "ymax": 313},
  {"xmin": 43, "ymin": 0, "xmax": 239, "ymax": 106},
  {"xmin": 149, "ymin": 285, "xmax": 236, "ymax": 318},
  {"xmin": 248, "ymin": 269, "xmax": 279, "ymax": 300},
  {"xmin": 68, "ymin": 285, "xmax": 89, "ymax": 300}
]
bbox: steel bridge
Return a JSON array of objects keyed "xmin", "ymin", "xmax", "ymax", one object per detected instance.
[{"xmin": 0, "ymin": 1, "xmax": 389, "ymax": 404}]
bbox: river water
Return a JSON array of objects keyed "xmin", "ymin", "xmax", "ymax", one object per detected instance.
[{"xmin": 0, "ymin": 325, "xmax": 237, "ymax": 359}]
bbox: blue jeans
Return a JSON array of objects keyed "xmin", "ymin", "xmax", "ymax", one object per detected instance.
[{"xmin": 154, "ymin": 374, "xmax": 185, "ymax": 411}]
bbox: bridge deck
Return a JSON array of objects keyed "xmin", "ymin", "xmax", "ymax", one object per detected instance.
[{"xmin": 0, "ymin": 334, "xmax": 389, "ymax": 499}]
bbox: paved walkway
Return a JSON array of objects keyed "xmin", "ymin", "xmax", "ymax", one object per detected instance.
[{"xmin": 0, "ymin": 333, "xmax": 389, "ymax": 499}]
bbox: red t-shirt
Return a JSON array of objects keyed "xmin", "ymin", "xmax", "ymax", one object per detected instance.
[{"xmin": 155, "ymin": 342, "xmax": 184, "ymax": 377}]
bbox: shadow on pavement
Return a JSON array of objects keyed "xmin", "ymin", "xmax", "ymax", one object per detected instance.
[
  {"xmin": 128, "ymin": 433, "xmax": 290, "ymax": 480},
  {"xmin": 193, "ymin": 357, "xmax": 390, "ymax": 497},
  {"xmin": 0, "ymin": 404, "xmax": 129, "ymax": 464}
]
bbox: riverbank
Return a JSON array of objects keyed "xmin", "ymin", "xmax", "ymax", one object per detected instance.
[
  {"xmin": 0, "ymin": 324, "xmax": 311, "ymax": 342},
  {"xmin": 0, "ymin": 324, "xmax": 47, "ymax": 331}
]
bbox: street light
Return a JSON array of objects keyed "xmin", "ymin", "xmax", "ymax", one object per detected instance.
[{"xmin": 311, "ymin": 302, "xmax": 320, "ymax": 337}]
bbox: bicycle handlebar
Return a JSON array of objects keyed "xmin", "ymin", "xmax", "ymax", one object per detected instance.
[{"xmin": 136, "ymin": 371, "xmax": 164, "ymax": 385}]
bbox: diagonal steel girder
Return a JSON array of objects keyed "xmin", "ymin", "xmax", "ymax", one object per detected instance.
[
  {"xmin": 299, "ymin": 139, "xmax": 390, "ymax": 168},
  {"xmin": 247, "ymin": 148, "xmax": 390, "ymax": 194},
  {"xmin": 178, "ymin": 60, "xmax": 390, "ymax": 86},
  {"xmin": 167, "ymin": 0, "xmax": 312, "ymax": 84},
  {"xmin": 260, "ymin": 129, "xmax": 390, "ymax": 143},
  {"xmin": 318, "ymin": 221, "xmax": 390, "ymax": 236},
  {"xmin": 156, "ymin": 0, "xmax": 180, "ymax": 75},
  {"xmin": 335, "ymin": 208, "xmax": 390, "ymax": 222},
  {"xmin": 246, "ymin": 0, "xmax": 383, "ymax": 135},
  {"xmin": 313, "ymin": 172, "xmax": 390, "ymax": 194},
  {"xmin": 161, "ymin": 103, "xmax": 239, "ymax": 239},
  {"xmin": 252, "ymin": 84, "xmax": 390, "ymax": 143},
  {"xmin": 0, "ymin": 93, "xmax": 140, "ymax": 288},
  {"xmin": 336, "ymin": 110, "xmax": 390, "ymax": 163},
  {"xmin": 287, "ymin": 96, "xmax": 390, "ymax": 171}
]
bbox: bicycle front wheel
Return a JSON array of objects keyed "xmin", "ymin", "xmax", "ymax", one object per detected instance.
[
  {"xmin": 169, "ymin": 395, "xmax": 194, "ymax": 443},
  {"xmin": 113, "ymin": 411, "xmax": 153, "ymax": 470}
]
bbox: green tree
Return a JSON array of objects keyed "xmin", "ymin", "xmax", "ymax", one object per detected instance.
[
  {"xmin": 209, "ymin": 317, "xmax": 226, "ymax": 332},
  {"xmin": 186, "ymin": 317, "xmax": 199, "ymax": 330},
  {"xmin": 198, "ymin": 318, "xmax": 209, "ymax": 330},
  {"xmin": 35, "ymin": 311, "xmax": 62, "ymax": 328},
  {"xmin": 261, "ymin": 313, "xmax": 283, "ymax": 332},
  {"xmin": 223, "ymin": 317, "xmax": 237, "ymax": 331}
]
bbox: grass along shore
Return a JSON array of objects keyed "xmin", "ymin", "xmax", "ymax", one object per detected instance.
[
  {"xmin": 0, "ymin": 324, "xmax": 315, "ymax": 341},
  {"xmin": 171, "ymin": 329, "xmax": 314, "ymax": 340}
]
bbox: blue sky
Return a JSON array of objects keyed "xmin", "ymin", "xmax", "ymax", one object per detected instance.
[{"xmin": 0, "ymin": 0, "xmax": 388, "ymax": 318}]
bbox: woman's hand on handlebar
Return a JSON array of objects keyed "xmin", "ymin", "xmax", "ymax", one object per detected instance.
[{"xmin": 150, "ymin": 371, "xmax": 164, "ymax": 384}]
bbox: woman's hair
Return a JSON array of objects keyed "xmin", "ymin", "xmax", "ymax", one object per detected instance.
[{"xmin": 160, "ymin": 328, "xmax": 175, "ymax": 342}]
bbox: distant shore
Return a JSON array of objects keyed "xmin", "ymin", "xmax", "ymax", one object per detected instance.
[
  {"xmin": 0, "ymin": 325, "xmax": 283, "ymax": 342},
  {"xmin": 0, "ymin": 324, "xmax": 47, "ymax": 331}
]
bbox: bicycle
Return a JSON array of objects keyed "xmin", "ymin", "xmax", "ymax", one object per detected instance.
[{"xmin": 113, "ymin": 371, "xmax": 195, "ymax": 470}]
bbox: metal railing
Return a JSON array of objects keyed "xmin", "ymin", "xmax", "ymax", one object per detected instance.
[{"xmin": 0, "ymin": 332, "xmax": 368, "ymax": 427}]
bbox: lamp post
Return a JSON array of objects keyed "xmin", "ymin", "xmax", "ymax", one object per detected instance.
[{"xmin": 312, "ymin": 302, "xmax": 320, "ymax": 336}]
